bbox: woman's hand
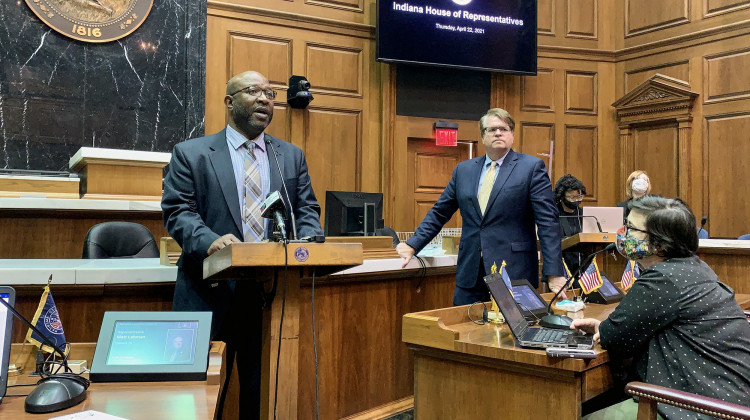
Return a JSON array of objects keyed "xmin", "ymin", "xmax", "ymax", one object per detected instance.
[{"xmin": 570, "ymin": 318, "xmax": 601, "ymax": 342}]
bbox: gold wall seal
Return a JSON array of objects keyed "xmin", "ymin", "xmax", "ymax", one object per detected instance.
[{"xmin": 25, "ymin": 0, "xmax": 154, "ymax": 43}]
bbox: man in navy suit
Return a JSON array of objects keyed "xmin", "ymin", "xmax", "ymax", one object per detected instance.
[
  {"xmin": 396, "ymin": 108, "xmax": 567, "ymax": 305},
  {"xmin": 162, "ymin": 70, "xmax": 323, "ymax": 418}
]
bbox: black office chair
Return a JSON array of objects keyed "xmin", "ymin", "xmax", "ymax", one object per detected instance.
[
  {"xmin": 375, "ymin": 226, "xmax": 400, "ymax": 248},
  {"xmin": 82, "ymin": 222, "xmax": 159, "ymax": 259}
]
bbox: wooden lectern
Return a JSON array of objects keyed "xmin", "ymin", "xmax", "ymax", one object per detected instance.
[
  {"xmin": 561, "ymin": 232, "xmax": 615, "ymax": 254},
  {"xmin": 203, "ymin": 242, "xmax": 363, "ymax": 419},
  {"xmin": 561, "ymin": 232, "xmax": 618, "ymax": 277}
]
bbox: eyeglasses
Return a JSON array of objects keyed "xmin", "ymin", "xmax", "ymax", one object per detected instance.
[
  {"xmin": 483, "ymin": 126, "xmax": 512, "ymax": 134},
  {"xmin": 229, "ymin": 85, "xmax": 277, "ymax": 99},
  {"xmin": 565, "ymin": 194, "xmax": 584, "ymax": 201},
  {"xmin": 625, "ymin": 224, "xmax": 648, "ymax": 235}
]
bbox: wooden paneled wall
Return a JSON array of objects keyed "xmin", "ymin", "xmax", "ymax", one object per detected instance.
[
  {"xmin": 615, "ymin": 0, "xmax": 750, "ymax": 237},
  {"xmin": 205, "ymin": 1, "xmax": 381, "ymax": 226},
  {"xmin": 204, "ymin": 0, "xmax": 750, "ymax": 237}
]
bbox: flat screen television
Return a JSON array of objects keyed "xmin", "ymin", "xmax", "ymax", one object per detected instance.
[
  {"xmin": 324, "ymin": 191, "xmax": 384, "ymax": 236},
  {"xmin": 377, "ymin": 0, "xmax": 537, "ymax": 74}
]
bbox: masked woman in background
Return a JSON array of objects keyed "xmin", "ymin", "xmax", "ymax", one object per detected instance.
[{"xmin": 617, "ymin": 170, "xmax": 651, "ymax": 219}]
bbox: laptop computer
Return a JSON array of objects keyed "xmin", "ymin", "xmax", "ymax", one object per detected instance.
[
  {"xmin": 510, "ymin": 279, "xmax": 548, "ymax": 320},
  {"xmin": 484, "ymin": 273, "xmax": 594, "ymax": 349},
  {"xmin": 582, "ymin": 207, "xmax": 624, "ymax": 233},
  {"xmin": 0, "ymin": 286, "xmax": 15, "ymax": 403}
]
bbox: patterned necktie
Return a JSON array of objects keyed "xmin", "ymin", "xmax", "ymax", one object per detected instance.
[
  {"xmin": 478, "ymin": 161, "xmax": 497, "ymax": 215},
  {"xmin": 243, "ymin": 143, "xmax": 264, "ymax": 242}
]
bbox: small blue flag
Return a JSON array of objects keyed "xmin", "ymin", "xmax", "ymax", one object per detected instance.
[
  {"xmin": 26, "ymin": 285, "xmax": 67, "ymax": 354},
  {"xmin": 500, "ymin": 261, "xmax": 512, "ymax": 290}
]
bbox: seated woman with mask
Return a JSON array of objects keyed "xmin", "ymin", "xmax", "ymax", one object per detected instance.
[
  {"xmin": 572, "ymin": 196, "xmax": 750, "ymax": 420},
  {"xmin": 554, "ymin": 174, "xmax": 586, "ymax": 274}
]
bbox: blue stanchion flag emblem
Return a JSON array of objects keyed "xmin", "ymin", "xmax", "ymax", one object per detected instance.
[{"xmin": 26, "ymin": 285, "xmax": 67, "ymax": 354}]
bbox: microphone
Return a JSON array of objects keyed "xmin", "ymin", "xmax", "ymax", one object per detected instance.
[
  {"xmin": 701, "ymin": 216, "xmax": 707, "ymax": 230},
  {"xmin": 0, "ymin": 289, "xmax": 89, "ymax": 412},
  {"xmin": 265, "ymin": 139, "xmax": 298, "ymax": 240},
  {"xmin": 538, "ymin": 242, "xmax": 616, "ymax": 330},
  {"xmin": 558, "ymin": 214, "xmax": 603, "ymax": 234},
  {"xmin": 261, "ymin": 190, "xmax": 288, "ymax": 242}
]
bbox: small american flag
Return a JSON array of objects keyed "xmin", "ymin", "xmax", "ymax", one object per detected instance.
[
  {"xmin": 579, "ymin": 260, "xmax": 604, "ymax": 294},
  {"xmin": 621, "ymin": 260, "xmax": 640, "ymax": 291}
]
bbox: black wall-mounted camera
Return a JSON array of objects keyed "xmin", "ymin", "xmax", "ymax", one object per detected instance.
[{"xmin": 287, "ymin": 75, "xmax": 313, "ymax": 109}]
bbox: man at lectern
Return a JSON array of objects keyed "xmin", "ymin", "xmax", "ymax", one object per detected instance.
[
  {"xmin": 162, "ymin": 70, "xmax": 323, "ymax": 418},
  {"xmin": 396, "ymin": 108, "xmax": 567, "ymax": 305}
]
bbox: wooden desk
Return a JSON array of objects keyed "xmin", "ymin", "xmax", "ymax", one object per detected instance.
[
  {"xmin": 1, "ymin": 342, "xmax": 226, "ymax": 420},
  {"xmin": 2, "ymin": 256, "xmax": 459, "ymax": 419},
  {"xmin": 403, "ymin": 295, "xmax": 750, "ymax": 420},
  {"xmin": 698, "ymin": 239, "xmax": 750, "ymax": 294}
]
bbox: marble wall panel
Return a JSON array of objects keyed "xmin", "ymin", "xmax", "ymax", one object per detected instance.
[{"xmin": 0, "ymin": 0, "xmax": 206, "ymax": 171}]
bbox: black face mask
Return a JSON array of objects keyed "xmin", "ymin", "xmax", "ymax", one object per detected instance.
[{"xmin": 562, "ymin": 199, "xmax": 580, "ymax": 209}]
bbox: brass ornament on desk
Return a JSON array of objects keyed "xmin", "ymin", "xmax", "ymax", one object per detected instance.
[{"xmin": 24, "ymin": 0, "xmax": 153, "ymax": 43}]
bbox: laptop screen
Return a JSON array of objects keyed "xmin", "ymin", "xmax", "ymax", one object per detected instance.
[
  {"xmin": 582, "ymin": 207, "xmax": 624, "ymax": 233},
  {"xmin": 484, "ymin": 273, "xmax": 529, "ymax": 340}
]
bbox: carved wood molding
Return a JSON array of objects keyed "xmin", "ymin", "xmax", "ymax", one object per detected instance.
[
  {"xmin": 613, "ymin": 74, "xmax": 698, "ymax": 204},
  {"xmin": 612, "ymin": 74, "xmax": 698, "ymax": 125}
]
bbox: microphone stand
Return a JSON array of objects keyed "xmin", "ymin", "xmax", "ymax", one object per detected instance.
[
  {"xmin": 559, "ymin": 214, "xmax": 602, "ymax": 233},
  {"xmin": 539, "ymin": 243, "xmax": 616, "ymax": 329},
  {"xmin": 265, "ymin": 138, "xmax": 298, "ymax": 240}
]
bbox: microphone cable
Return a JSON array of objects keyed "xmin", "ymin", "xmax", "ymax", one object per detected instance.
[
  {"xmin": 311, "ymin": 268, "xmax": 320, "ymax": 420},
  {"xmin": 414, "ymin": 255, "xmax": 428, "ymax": 292},
  {"xmin": 273, "ymin": 239, "xmax": 289, "ymax": 420},
  {"xmin": 468, "ymin": 301, "xmax": 488, "ymax": 325}
]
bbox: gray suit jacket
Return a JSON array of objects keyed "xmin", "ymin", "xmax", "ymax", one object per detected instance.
[{"xmin": 161, "ymin": 129, "xmax": 323, "ymax": 335}]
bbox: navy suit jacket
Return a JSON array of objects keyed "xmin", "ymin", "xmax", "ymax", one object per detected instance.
[
  {"xmin": 406, "ymin": 149, "xmax": 564, "ymax": 288},
  {"xmin": 161, "ymin": 129, "xmax": 323, "ymax": 334}
]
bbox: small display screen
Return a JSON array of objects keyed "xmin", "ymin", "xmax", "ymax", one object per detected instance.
[
  {"xmin": 598, "ymin": 276, "xmax": 620, "ymax": 297},
  {"xmin": 511, "ymin": 285, "xmax": 545, "ymax": 311},
  {"xmin": 106, "ymin": 321, "xmax": 199, "ymax": 366}
]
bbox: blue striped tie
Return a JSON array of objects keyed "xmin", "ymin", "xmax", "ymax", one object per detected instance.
[{"xmin": 243, "ymin": 143, "xmax": 264, "ymax": 242}]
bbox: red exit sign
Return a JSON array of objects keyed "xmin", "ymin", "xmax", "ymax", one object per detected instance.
[{"xmin": 434, "ymin": 121, "xmax": 459, "ymax": 146}]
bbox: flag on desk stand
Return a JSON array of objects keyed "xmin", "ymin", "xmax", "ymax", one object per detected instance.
[
  {"xmin": 489, "ymin": 262, "xmax": 500, "ymax": 313},
  {"xmin": 579, "ymin": 260, "xmax": 604, "ymax": 294},
  {"xmin": 500, "ymin": 261, "xmax": 512, "ymax": 291},
  {"xmin": 488, "ymin": 261, "xmax": 512, "ymax": 324},
  {"xmin": 562, "ymin": 259, "xmax": 572, "ymax": 280},
  {"xmin": 620, "ymin": 260, "xmax": 640, "ymax": 291},
  {"xmin": 26, "ymin": 276, "xmax": 68, "ymax": 354}
]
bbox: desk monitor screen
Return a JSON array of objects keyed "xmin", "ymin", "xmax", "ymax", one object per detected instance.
[
  {"xmin": 91, "ymin": 311, "xmax": 212, "ymax": 382},
  {"xmin": 598, "ymin": 274, "xmax": 624, "ymax": 300},
  {"xmin": 0, "ymin": 287, "xmax": 15, "ymax": 400},
  {"xmin": 324, "ymin": 191, "xmax": 384, "ymax": 236},
  {"xmin": 510, "ymin": 280, "xmax": 548, "ymax": 318}
]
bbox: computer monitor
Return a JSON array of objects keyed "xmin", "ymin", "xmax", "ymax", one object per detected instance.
[
  {"xmin": 324, "ymin": 191, "xmax": 384, "ymax": 236},
  {"xmin": 0, "ymin": 286, "xmax": 15, "ymax": 401}
]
